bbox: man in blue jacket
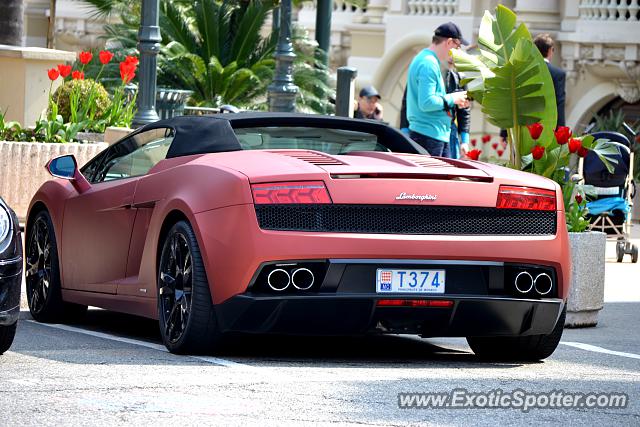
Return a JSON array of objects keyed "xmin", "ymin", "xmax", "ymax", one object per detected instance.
[{"xmin": 406, "ymin": 22, "xmax": 470, "ymax": 157}]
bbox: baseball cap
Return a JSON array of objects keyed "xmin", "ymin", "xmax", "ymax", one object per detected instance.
[
  {"xmin": 434, "ymin": 22, "xmax": 469, "ymax": 45},
  {"xmin": 359, "ymin": 85, "xmax": 381, "ymax": 99}
]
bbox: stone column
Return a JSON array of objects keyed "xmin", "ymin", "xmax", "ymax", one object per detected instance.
[
  {"xmin": 0, "ymin": 45, "xmax": 76, "ymax": 127},
  {"xmin": 514, "ymin": 0, "xmax": 561, "ymax": 32},
  {"xmin": 364, "ymin": 0, "xmax": 389, "ymax": 24}
]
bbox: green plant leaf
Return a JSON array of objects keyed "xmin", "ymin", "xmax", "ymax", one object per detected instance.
[
  {"xmin": 481, "ymin": 39, "xmax": 546, "ymax": 129},
  {"xmin": 452, "ymin": 5, "xmax": 558, "ymax": 167},
  {"xmin": 590, "ymin": 138, "xmax": 621, "ymax": 173},
  {"xmin": 450, "ymin": 48, "xmax": 495, "ymax": 104}
]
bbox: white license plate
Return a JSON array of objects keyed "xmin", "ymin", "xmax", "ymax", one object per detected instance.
[{"xmin": 376, "ymin": 269, "xmax": 445, "ymax": 294}]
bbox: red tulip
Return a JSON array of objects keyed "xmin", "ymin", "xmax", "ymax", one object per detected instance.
[
  {"xmin": 99, "ymin": 50, "xmax": 114, "ymax": 65},
  {"xmin": 72, "ymin": 70, "xmax": 84, "ymax": 80},
  {"xmin": 47, "ymin": 68, "xmax": 60, "ymax": 81},
  {"xmin": 57, "ymin": 64, "xmax": 72, "ymax": 78},
  {"xmin": 481, "ymin": 135, "xmax": 491, "ymax": 143},
  {"xmin": 470, "ymin": 138, "xmax": 477, "ymax": 147},
  {"xmin": 575, "ymin": 194, "xmax": 583, "ymax": 204},
  {"xmin": 577, "ymin": 146, "xmax": 589, "ymax": 158},
  {"xmin": 124, "ymin": 55, "xmax": 139, "ymax": 67},
  {"xmin": 554, "ymin": 126, "xmax": 572, "ymax": 145},
  {"xmin": 78, "ymin": 51, "xmax": 93, "ymax": 65},
  {"xmin": 467, "ymin": 149, "xmax": 482, "ymax": 160},
  {"xmin": 531, "ymin": 144, "xmax": 545, "ymax": 160},
  {"xmin": 491, "ymin": 142, "xmax": 498, "ymax": 150},
  {"xmin": 496, "ymin": 149, "xmax": 504, "ymax": 157},
  {"xmin": 527, "ymin": 122, "xmax": 543, "ymax": 140},
  {"xmin": 119, "ymin": 60, "xmax": 136, "ymax": 84},
  {"xmin": 568, "ymin": 138, "xmax": 582, "ymax": 153}
]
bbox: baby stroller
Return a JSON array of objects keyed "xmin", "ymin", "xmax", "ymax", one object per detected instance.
[{"xmin": 579, "ymin": 126, "xmax": 637, "ymax": 263}]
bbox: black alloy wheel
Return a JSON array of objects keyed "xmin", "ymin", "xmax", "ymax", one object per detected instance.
[
  {"xmin": 159, "ymin": 231, "xmax": 193, "ymax": 345},
  {"xmin": 25, "ymin": 210, "xmax": 86, "ymax": 322},
  {"xmin": 25, "ymin": 215, "xmax": 53, "ymax": 316},
  {"xmin": 158, "ymin": 220, "xmax": 221, "ymax": 354}
]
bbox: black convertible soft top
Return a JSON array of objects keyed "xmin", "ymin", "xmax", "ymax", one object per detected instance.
[{"xmin": 131, "ymin": 113, "xmax": 425, "ymax": 158}]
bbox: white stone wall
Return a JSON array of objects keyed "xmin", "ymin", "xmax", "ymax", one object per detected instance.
[{"xmin": 0, "ymin": 141, "xmax": 108, "ymax": 220}]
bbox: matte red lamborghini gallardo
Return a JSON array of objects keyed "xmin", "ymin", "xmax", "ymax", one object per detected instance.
[{"xmin": 26, "ymin": 113, "xmax": 570, "ymax": 360}]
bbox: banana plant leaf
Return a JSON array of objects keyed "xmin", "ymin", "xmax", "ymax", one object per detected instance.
[{"xmin": 452, "ymin": 4, "xmax": 558, "ymax": 157}]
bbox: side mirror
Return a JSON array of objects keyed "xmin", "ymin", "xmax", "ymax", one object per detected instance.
[
  {"xmin": 46, "ymin": 155, "xmax": 91, "ymax": 194},
  {"xmin": 47, "ymin": 155, "xmax": 77, "ymax": 179}
]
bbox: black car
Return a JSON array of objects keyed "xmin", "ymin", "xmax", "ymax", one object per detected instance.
[{"xmin": 0, "ymin": 197, "xmax": 22, "ymax": 354}]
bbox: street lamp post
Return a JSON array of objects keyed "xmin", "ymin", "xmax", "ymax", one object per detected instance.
[
  {"xmin": 315, "ymin": 0, "xmax": 332, "ymax": 67},
  {"xmin": 268, "ymin": 0, "xmax": 298, "ymax": 112},
  {"xmin": 132, "ymin": 0, "xmax": 161, "ymax": 127}
]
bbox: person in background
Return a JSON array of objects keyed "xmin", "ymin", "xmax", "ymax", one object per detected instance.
[
  {"xmin": 500, "ymin": 33, "xmax": 567, "ymax": 142},
  {"xmin": 445, "ymin": 55, "xmax": 471, "ymax": 159},
  {"xmin": 399, "ymin": 62, "xmax": 470, "ymax": 156},
  {"xmin": 354, "ymin": 85, "xmax": 384, "ymax": 121},
  {"xmin": 534, "ymin": 33, "xmax": 566, "ymax": 127},
  {"xmin": 406, "ymin": 22, "xmax": 470, "ymax": 157},
  {"xmin": 399, "ymin": 88, "xmax": 409, "ymax": 134}
]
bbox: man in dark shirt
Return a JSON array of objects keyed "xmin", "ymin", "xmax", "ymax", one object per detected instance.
[
  {"xmin": 534, "ymin": 33, "xmax": 567, "ymax": 127},
  {"xmin": 500, "ymin": 33, "xmax": 567, "ymax": 142},
  {"xmin": 445, "ymin": 56, "xmax": 471, "ymax": 158}
]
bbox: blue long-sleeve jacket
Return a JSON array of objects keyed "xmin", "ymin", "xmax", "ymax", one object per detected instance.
[{"xmin": 406, "ymin": 49, "xmax": 454, "ymax": 143}]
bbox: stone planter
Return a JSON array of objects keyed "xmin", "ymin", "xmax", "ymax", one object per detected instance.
[
  {"xmin": 104, "ymin": 126, "xmax": 132, "ymax": 145},
  {"xmin": 0, "ymin": 141, "xmax": 108, "ymax": 221},
  {"xmin": 565, "ymin": 231, "xmax": 607, "ymax": 328},
  {"xmin": 75, "ymin": 132, "xmax": 105, "ymax": 143}
]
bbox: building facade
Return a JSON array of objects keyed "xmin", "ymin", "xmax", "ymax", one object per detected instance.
[
  {"xmin": 299, "ymin": 0, "xmax": 640, "ymax": 135},
  {"xmin": 22, "ymin": 0, "xmax": 640, "ymax": 135}
]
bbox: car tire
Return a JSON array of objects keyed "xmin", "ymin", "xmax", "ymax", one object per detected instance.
[
  {"xmin": 466, "ymin": 305, "xmax": 566, "ymax": 362},
  {"xmin": 0, "ymin": 323, "xmax": 17, "ymax": 355},
  {"xmin": 158, "ymin": 220, "xmax": 221, "ymax": 354},
  {"xmin": 26, "ymin": 210, "xmax": 87, "ymax": 323}
]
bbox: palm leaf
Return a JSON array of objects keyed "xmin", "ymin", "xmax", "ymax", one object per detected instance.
[
  {"xmin": 193, "ymin": 0, "xmax": 217, "ymax": 61},
  {"xmin": 230, "ymin": 1, "xmax": 272, "ymax": 68},
  {"xmin": 160, "ymin": 1, "xmax": 199, "ymax": 54},
  {"xmin": 223, "ymin": 68, "xmax": 260, "ymax": 104}
]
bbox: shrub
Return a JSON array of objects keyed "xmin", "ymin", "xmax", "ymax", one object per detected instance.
[{"xmin": 52, "ymin": 79, "xmax": 111, "ymax": 123}]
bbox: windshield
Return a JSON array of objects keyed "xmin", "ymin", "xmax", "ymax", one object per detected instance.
[{"xmin": 234, "ymin": 126, "xmax": 390, "ymax": 155}]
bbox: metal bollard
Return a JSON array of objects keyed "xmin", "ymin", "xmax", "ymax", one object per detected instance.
[{"xmin": 335, "ymin": 67, "xmax": 358, "ymax": 118}]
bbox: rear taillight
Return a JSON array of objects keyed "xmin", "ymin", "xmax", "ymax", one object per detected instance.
[
  {"xmin": 496, "ymin": 185, "xmax": 556, "ymax": 211},
  {"xmin": 251, "ymin": 181, "xmax": 332, "ymax": 204}
]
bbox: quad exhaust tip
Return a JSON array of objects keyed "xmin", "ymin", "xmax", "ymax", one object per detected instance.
[
  {"xmin": 514, "ymin": 271, "xmax": 553, "ymax": 296},
  {"xmin": 267, "ymin": 268, "xmax": 290, "ymax": 291},
  {"xmin": 534, "ymin": 273, "xmax": 553, "ymax": 296},
  {"xmin": 514, "ymin": 271, "xmax": 534, "ymax": 294},
  {"xmin": 291, "ymin": 268, "xmax": 315, "ymax": 290},
  {"xmin": 267, "ymin": 267, "xmax": 315, "ymax": 291}
]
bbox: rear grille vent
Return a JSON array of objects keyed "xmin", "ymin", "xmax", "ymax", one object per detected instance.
[
  {"xmin": 394, "ymin": 154, "xmax": 451, "ymax": 168},
  {"xmin": 269, "ymin": 150, "xmax": 345, "ymax": 165},
  {"xmin": 255, "ymin": 204, "xmax": 557, "ymax": 236}
]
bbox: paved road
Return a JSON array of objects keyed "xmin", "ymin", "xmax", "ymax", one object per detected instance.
[{"xmin": 2, "ymin": 230, "xmax": 639, "ymax": 426}]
